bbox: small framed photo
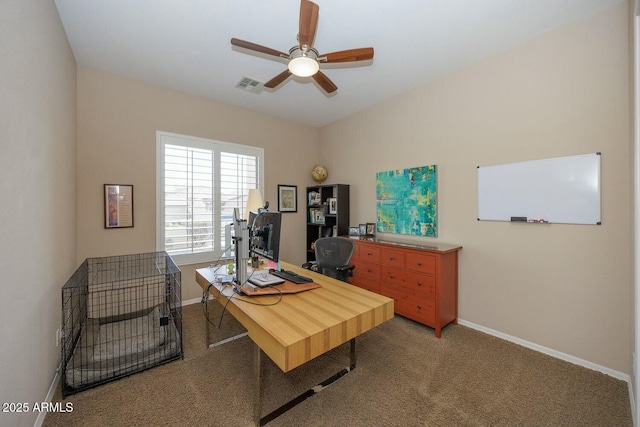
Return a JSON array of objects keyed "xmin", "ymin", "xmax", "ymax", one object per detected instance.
[
  {"xmin": 327, "ymin": 197, "xmax": 337, "ymax": 214},
  {"xmin": 366, "ymin": 223, "xmax": 376, "ymax": 236},
  {"xmin": 349, "ymin": 226, "xmax": 360, "ymax": 236},
  {"xmin": 359, "ymin": 224, "xmax": 367, "ymax": 236},
  {"xmin": 104, "ymin": 184, "xmax": 134, "ymax": 229},
  {"xmin": 277, "ymin": 185, "xmax": 297, "ymax": 213}
]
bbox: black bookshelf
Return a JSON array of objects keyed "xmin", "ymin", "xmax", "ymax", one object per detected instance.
[{"xmin": 306, "ymin": 184, "xmax": 350, "ymax": 262}]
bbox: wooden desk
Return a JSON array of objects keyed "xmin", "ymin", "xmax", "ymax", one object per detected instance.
[
  {"xmin": 196, "ymin": 261, "xmax": 394, "ymax": 372},
  {"xmin": 195, "ymin": 261, "xmax": 394, "ymax": 425}
]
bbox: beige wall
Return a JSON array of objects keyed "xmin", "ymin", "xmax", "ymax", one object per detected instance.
[
  {"xmin": 0, "ymin": 1, "xmax": 77, "ymax": 425},
  {"xmin": 321, "ymin": 3, "xmax": 631, "ymax": 373},
  {"xmin": 76, "ymin": 66, "xmax": 321, "ymax": 301}
]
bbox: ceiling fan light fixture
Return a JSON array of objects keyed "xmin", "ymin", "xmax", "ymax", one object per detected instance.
[
  {"xmin": 231, "ymin": 1, "xmax": 373, "ymax": 94},
  {"xmin": 288, "ymin": 47, "xmax": 319, "ymax": 77},
  {"xmin": 288, "ymin": 56, "xmax": 319, "ymax": 77}
]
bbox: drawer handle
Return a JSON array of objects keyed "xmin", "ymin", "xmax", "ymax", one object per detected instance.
[
  {"xmin": 417, "ymin": 262, "xmax": 422, "ymax": 266},
  {"xmin": 417, "ymin": 305, "xmax": 422, "ymax": 309},
  {"xmin": 417, "ymin": 282, "xmax": 422, "ymax": 286},
  {"xmin": 367, "ymin": 269, "xmax": 372, "ymax": 273},
  {"xmin": 389, "ymin": 275, "xmax": 395, "ymax": 279},
  {"xmin": 389, "ymin": 257, "xmax": 395, "ymax": 260}
]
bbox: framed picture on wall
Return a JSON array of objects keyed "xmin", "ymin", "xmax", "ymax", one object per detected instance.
[
  {"xmin": 277, "ymin": 184, "xmax": 297, "ymax": 213},
  {"xmin": 104, "ymin": 184, "xmax": 134, "ymax": 229}
]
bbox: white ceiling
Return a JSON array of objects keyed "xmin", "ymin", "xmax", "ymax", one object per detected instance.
[{"xmin": 54, "ymin": 0, "xmax": 622, "ymax": 128}]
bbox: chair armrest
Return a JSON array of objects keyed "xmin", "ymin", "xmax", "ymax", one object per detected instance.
[{"xmin": 336, "ymin": 264, "xmax": 355, "ymax": 272}]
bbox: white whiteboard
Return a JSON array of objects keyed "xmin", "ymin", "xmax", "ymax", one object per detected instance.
[{"xmin": 477, "ymin": 153, "xmax": 601, "ymax": 225}]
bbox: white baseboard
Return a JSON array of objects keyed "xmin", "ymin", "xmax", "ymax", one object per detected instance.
[
  {"xmin": 458, "ymin": 318, "xmax": 630, "ymax": 382},
  {"xmin": 35, "ymin": 366, "xmax": 61, "ymax": 427},
  {"xmin": 460, "ymin": 318, "xmax": 635, "ymax": 426},
  {"xmin": 183, "ymin": 296, "xmax": 204, "ymax": 306},
  {"xmin": 628, "ymin": 378, "xmax": 636, "ymax": 426}
]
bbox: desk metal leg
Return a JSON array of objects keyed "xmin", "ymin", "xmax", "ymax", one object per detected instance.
[
  {"xmin": 350, "ymin": 337, "xmax": 357, "ymax": 370},
  {"xmin": 205, "ymin": 299, "xmax": 248, "ymax": 348},
  {"xmin": 205, "ymin": 300, "xmax": 210, "ymax": 345},
  {"xmin": 208, "ymin": 332, "xmax": 248, "ymax": 348},
  {"xmin": 254, "ymin": 344, "xmax": 263, "ymax": 427},
  {"xmin": 257, "ymin": 338, "xmax": 357, "ymax": 426}
]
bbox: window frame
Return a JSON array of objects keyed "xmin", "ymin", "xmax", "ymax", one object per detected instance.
[{"xmin": 156, "ymin": 131, "xmax": 264, "ymax": 266}]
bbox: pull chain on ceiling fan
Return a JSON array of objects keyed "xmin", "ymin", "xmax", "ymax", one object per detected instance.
[{"xmin": 230, "ymin": 0, "xmax": 374, "ymax": 94}]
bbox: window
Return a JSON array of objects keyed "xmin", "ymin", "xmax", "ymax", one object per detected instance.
[{"xmin": 156, "ymin": 131, "xmax": 264, "ymax": 265}]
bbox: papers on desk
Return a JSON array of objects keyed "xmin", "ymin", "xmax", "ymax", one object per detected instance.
[{"xmin": 248, "ymin": 271, "xmax": 285, "ymax": 287}]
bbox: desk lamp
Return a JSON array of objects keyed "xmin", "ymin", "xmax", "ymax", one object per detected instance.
[{"xmin": 245, "ymin": 189, "xmax": 264, "ymax": 222}]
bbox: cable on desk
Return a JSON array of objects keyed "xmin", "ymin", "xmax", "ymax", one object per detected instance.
[
  {"xmin": 201, "ymin": 282, "xmax": 224, "ymax": 329},
  {"xmin": 200, "ymin": 244, "xmax": 235, "ymax": 328},
  {"xmin": 201, "ymin": 252, "xmax": 285, "ymax": 331},
  {"xmin": 216, "ymin": 282, "xmax": 283, "ymax": 329},
  {"xmin": 235, "ymin": 267, "xmax": 284, "ymax": 304},
  {"xmin": 207, "ymin": 243, "xmax": 234, "ymax": 281},
  {"xmin": 216, "ymin": 288, "xmax": 235, "ymax": 329}
]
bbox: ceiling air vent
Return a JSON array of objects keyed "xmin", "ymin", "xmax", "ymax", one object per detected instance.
[{"xmin": 235, "ymin": 77, "xmax": 264, "ymax": 94}]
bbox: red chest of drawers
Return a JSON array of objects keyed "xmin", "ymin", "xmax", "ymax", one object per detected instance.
[{"xmin": 350, "ymin": 238, "xmax": 462, "ymax": 338}]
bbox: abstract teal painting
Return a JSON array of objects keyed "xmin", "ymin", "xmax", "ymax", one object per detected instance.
[{"xmin": 376, "ymin": 165, "xmax": 437, "ymax": 237}]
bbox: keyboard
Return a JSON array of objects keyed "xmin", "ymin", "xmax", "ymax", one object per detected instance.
[{"xmin": 269, "ymin": 269, "xmax": 313, "ymax": 284}]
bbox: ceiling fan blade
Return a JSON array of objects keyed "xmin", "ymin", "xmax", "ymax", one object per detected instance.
[
  {"xmin": 230, "ymin": 38, "xmax": 289, "ymax": 59},
  {"xmin": 264, "ymin": 69, "xmax": 292, "ymax": 89},
  {"xmin": 298, "ymin": 0, "xmax": 319, "ymax": 49},
  {"xmin": 320, "ymin": 47, "xmax": 374, "ymax": 63},
  {"xmin": 312, "ymin": 71, "xmax": 337, "ymax": 94}
]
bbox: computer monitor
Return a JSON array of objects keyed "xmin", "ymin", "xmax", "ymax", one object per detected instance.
[{"xmin": 249, "ymin": 210, "xmax": 282, "ymax": 262}]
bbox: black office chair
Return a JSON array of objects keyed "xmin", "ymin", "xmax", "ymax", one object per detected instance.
[{"xmin": 312, "ymin": 237, "xmax": 355, "ymax": 283}]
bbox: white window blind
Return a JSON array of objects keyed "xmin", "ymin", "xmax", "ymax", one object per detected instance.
[{"xmin": 156, "ymin": 132, "xmax": 263, "ymax": 265}]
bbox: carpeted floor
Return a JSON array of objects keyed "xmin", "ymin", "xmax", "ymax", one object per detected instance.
[{"xmin": 44, "ymin": 302, "xmax": 632, "ymax": 426}]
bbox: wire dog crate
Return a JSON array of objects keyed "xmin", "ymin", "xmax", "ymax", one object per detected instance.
[{"xmin": 61, "ymin": 251, "xmax": 182, "ymax": 397}]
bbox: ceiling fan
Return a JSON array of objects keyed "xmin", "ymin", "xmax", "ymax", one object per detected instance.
[{"xmin": 230, "ymin": 0, "xmax": 374, "ymax": 94}]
